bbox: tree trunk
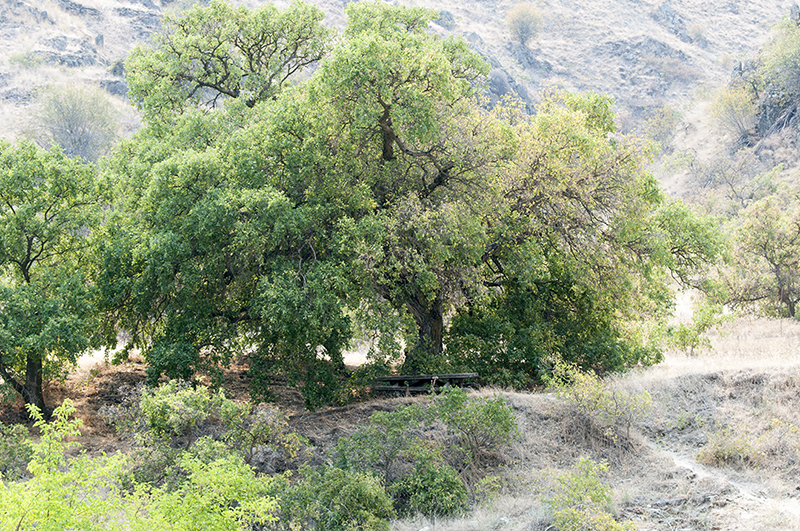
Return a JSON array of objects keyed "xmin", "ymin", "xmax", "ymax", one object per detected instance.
[
  {"xmin": 0, "ymin": 355, "xmax": 48, "ymax": 417},
  {"xmin": 403, "ymin": 293, "xmax": 444, "ymax": 374}
]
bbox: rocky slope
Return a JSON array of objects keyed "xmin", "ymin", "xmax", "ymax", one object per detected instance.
[{"xmin": 0, "ymin": 0, "xmax": 793, "ymax": 143}]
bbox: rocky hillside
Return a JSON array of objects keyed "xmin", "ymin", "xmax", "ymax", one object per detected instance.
[{"xmin": 0, "ymin": 0, "xmax": 793, "ymax": 142}]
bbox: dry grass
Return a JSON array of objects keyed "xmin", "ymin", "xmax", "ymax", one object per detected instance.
[{"xmin": 388, "ymin": 316, "xmax": 800, "ymax": 531}]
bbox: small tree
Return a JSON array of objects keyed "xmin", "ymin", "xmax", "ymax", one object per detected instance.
[
  {"xmin": 28, "ymin": 84, "xmax": 118, "ymax": 162},
  {"xmin": 0, "ymin": 142, "xmax": 100, "ymax": 415},
  {"xmin": 710, "ymin": 81, "xmax": 757, "ymax": 140},
  {"xmin": 506, "ymin": 3, "xmax": 543, "ymax": 46}
]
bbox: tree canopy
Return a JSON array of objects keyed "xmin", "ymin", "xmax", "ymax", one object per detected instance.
[
  {"xmin": 0, "ymin": 142, "xmax": 101, "ymax": 413},
  {"xmin": 97, "ymin": 0, "xmax": 723, "ymax": 407}
]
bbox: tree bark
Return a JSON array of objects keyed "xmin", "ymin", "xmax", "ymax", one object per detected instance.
[
  {"xmin": 402, "ymin": 293, "xmax": 444, "ymax": 374},
  {"xmin": 0, "ymin": 355, "xmax": 48, "ymax": 417}
]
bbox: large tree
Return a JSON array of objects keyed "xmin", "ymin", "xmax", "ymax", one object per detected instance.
[
  {"xmin": 307, "ymin": 2, "xmax": 511, "ymax": 372},
  {"xmin": 0, "ymin": 142, "xmax": 100, "ymax": 413},
  {"xmin": 103, "ymin": 1, "xmax": 722, "ymax": 407}
]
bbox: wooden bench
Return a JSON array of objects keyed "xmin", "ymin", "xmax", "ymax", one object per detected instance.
[{"xmin": 374, "ymin": 373, "xmax": 479, "ymax": 395}]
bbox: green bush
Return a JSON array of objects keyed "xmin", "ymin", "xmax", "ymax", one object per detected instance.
[
  {"xmin": 434, "ymin": 386, "xmax": 518, "ymax": 471},
  {"xmin": 334, "ymin": 403, "xmax": 427, "ymax": 483},
  {"xmin": 334, "ymin": 387, "xmax": 517, "ymax": 519},
  {"xmin": 102, "ymin": 381, "xmax": 307, "ymax": 487},
  {"xmin": 28, "ymin": 84, "xmax": 119, "ymax": 162},
  {"xmin": 0, "ymin": 422, "xmax": 32, "ymax": 480},
  {"xmin": 390, "ymin": 457, "xmax": 468, "ymax": 518},
  {"xmin": 140, "ymin": 380, "xmax": 221, "ymax": 442},
  {"xmin": 285, "ymin": 466, "xmax": 394, "ymax": 531},
  {"xmin": 547, "ymin": 458, "xmax": 635, "ymax": 531},
  {"xmin": 127, "ymin": 453, "xmax": 283, "ymax": 531}
]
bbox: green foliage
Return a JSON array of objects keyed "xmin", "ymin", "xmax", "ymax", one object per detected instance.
[
  {"xmin": 433, "ymin": 386, "xmax": 518, "ymax": 470},
  {"xmin": 710, "ymin": 81, "xmax": 757, "ymax": 139},
  {"xmin": 126, "ymin": 0, "xmax": 330, "ymax": 122},
  {"xmin": 101, "ymin": 381, "xmax": 307, "ymax": 486},
  {"xmin": 447, "ymin": 91, "xmax": 722, "ymax": 384},
  {"xmin": 335, "ymin": 403, "xmax": 427, "ymax": 483},
  {"xmin": 696, "ymin": 425, "xmax": 764, "ymax": 469},
  {"xmin": 7, "ymin": 52, "xmax": 43, "ymax": 68},
  {"xmin": 0, "ymin": 400, "xmax": 127, "ymax": 531},
  {"xmin": 665, "ymin": 299, "xmax": 729, "ymax": 355},
  {"xmin": 725, "ymin": 193, "xmax": 800, "ymax": 318},
  {"xmin": 547, "ymin": 458, "xmax": 635, "ymax": 531},
  {"xmin": 506, "ymin": 3, "xmax": 543, "ymax": 46},
  {"xmin": 644, "ymin": 104, "xmax": 682, "ymax": 154},
  {"xmin": 223, "ymin": 402, "xmax": 307, "ymax": 466},
  {"xmin": 546, "ymin": 363, "xmax": 652, "ymax": 446},
  {"xmin": 0, "ymin": 141, "xmax": 101, "ymax": 413},
  {"xmin": 284, "ymin": 465, "xmax": 394, "ymax": 531},
  {"xmin": 0, "ymin": 422, "xmax": 32, "ymax": 480},
  {"xmin": 127, "ymin": 453, "xmax": 282, "ymax": 530},
  {"xmin": 28, "ymin": 84, "xmax": 119, "ymax": 162},
  {"xmin": 26, "ymin": 399, "xmax": 83, "ymax": 475},
  {"xmin": 105, "ymin": 0, "xmax": 721, "ymax": 409},
  {"xmin": 1, "ymin": 397, "xmax": 292, "ymax": 531},
  {"xmin": 335, "ymin": 388, "xmax": 516, "ymax": 517},
  {"xmin": 390, "ymin": 453, "xmax": 468, "ymax": 518},
  {"xmin": 140, "ymin": 380, "xmax": 220, "ymax": 441}
]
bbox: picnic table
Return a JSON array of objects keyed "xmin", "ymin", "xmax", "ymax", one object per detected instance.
[{"xmin": 373, "ymin": 373, "xmax": 479, "ymax": 395}]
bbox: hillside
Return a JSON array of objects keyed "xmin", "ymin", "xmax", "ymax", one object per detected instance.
[
  {"xmin": 4, "ymin": 1, "xmax": 800, "ymax": 530},
  {"xmin": 4, "ymin": 316, "xmax": 800, "ymax": 530},
  {"xmin": 0, "ymin": 0, "xmax": 793, "ymax": 143}
]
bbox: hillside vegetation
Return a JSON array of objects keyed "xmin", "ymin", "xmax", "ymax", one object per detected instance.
[{"xmin": 4, "ymin": 0, "xmax": 800, "ymax": 530}]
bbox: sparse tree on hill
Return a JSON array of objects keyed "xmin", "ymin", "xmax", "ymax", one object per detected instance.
[
  {"xmin": 506, "ymin": 3, "xmax": 543, "ymax": 46},
  {"xmin": 28, "ymin": 84, "xmax": 118, "ymax": 163}
]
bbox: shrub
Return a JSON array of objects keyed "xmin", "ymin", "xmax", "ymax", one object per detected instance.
[
  {"xmin": 644, "ymin": 104, "xmax": 682, "ymax": 154},
  {"xmin": 334, "ymin": 403, "xmax": 427, "ymax": 484},
  {"xmin": 223, "ymin": 402, "xmax": 308, "ymax": 468},
  {"xmin": 0, "ymin": 422, "xmax": 32, "ymax": 480},
  {"xmin": 7, "ymin": 52, "xmax": 42, "ymax": 68},
  {"xmin": 711, "ymin": 81, "xmax": 757, "ymax": 139},
  {"xmin": 506, "ymin": 3, "xmax": 543, "ymax": 46},
  {"xmin": 547, "ymin": 458, "xmax": 635, "ymax": 531},
  {"xmin": 546, "ymin": 363, "xmax": 651, "ymax": 448},
  {"xmin": 697, "ymin": 425, "xmax": 764, "ymax": 469},
  {"xmin": 390, "ymin": 453, "xmax": 468, "ymax": 518},
  {"xmin": 433, "ymin": 386, "xmax": 518, "ymax": 471},
  {"xmin": 27, "ymin": 84, "xmax": 118, "ymax": 162},
  {"xmin": 102, "ymin": 381, "xmax": 307, "ymax": 486},
  {"xmin": 285, "ymin": 466, "xmax": 394, "ymax": 531},
  {"xmin": 128, "ymin": 453, "xmax": 283, "ymax": 531}
]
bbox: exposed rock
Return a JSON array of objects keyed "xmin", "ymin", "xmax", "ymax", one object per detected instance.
[
  {"xmin": 509, "ymin": 43, "xmax": 552, "ymax": 87},
  {"xmin": 651, "ymin": 3, "xmax": 692, "ymax": 43},
  {"xmin": 53, "ymin": 0, "xmax": 101, "ymax": 19},
  {"xmin": 45, "ymin": 35, "xmax": 68, "ymax": 51},
  {"xmin": 464, "ymin": 31, "xmax": 484, "ymax": 47},
  {"xmin": 36, "ymin": 50, "xmax": 99, "ymax": 67},
  {"xmin": 489, "ymin": 68, "xmax": 512, "ymax": 98},
  {"xmin": 113, "ymin": 7, "xmax": 161, "ymax": 38},
  {"xmin": 435, "ymin": 10, "xmax": 455, "ymax": 30},
  {"xmin": 109, "ymin": 60, "xmax": 125, "ymax": 77},
  {"xmin": 100, "ymin": 79, "xmax": 127, "ymax": 97},
  {"xmin": 485, "ymin": 67, "xmax": 534, "ymax": 114},
  {"xmin": 601, "ymin": 36, "xmax": 689, "ymax": 65},
  {"xmin": 95, "ymin": 34, "xmax": 103, "ymax": 47},
  {"xmin": 1, "ymin": 87, "xmax": 32, "ymax": 103}
]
